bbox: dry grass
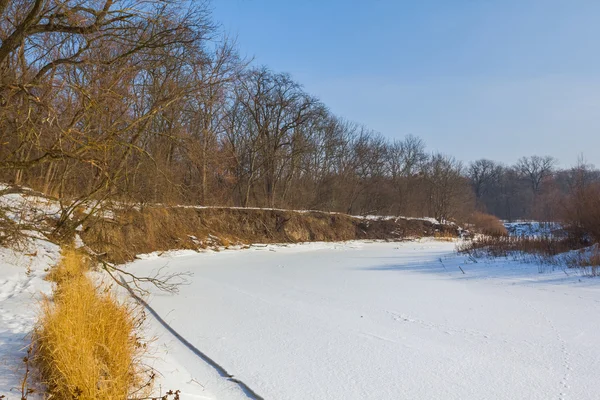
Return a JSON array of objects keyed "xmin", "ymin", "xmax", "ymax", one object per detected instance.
[
  {"xmin": 458, "ymin": 235, "xmax": 581, "ymax": 259},
  {"xmin": 44, "ymin": 250, "xmax": 89, "ymax": 287},
  {"xmin": 459, "ymin": 220, "xmax": 600, "ymax": 276},
  {"xmin": 564, "ymin": 246, "xmax": 600, "ymax": 276},
  {"xmin": 561, "ymin": 183, "xmax": 600, "ymax": 243},
  {"xmin": 81, "ymin": 207, "xmax": 451, "ymax": 263},
  {"xmin": 34, "ymin": 249, "xmax": 147, "ymax": 400},
  {"xmin": 433, "ymin": 231, "xmax": 456, "ymax": 241},
  {"xmin": 468, "ymin": 212, "xmax": 508, "ymax": 237}
]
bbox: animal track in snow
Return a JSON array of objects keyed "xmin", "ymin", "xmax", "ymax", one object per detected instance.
[
  {"xmin": 386, "ymin": 310, "xmax": 494, "ymax": 343},
  {"xmin": 0, "ymin": 275, "xmax": 32, "ymax": 302},
  {"xmin": 523, "ymin": 300, "xmax": 571, "ymax": 400}
]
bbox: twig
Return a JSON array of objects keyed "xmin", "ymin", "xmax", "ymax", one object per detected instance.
[
  {"xmin": 99, "ymin": 259, "xmax": 192, "ymax": 296},
  {"xmin": 438, "ymin": 257, "xmax": 447, "ymax": 271},
  {"xmin": 20, "ymin": 346, "xmax": 32, "ymax": 400}
]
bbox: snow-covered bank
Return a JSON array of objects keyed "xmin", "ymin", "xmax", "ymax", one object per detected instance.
[
  {"xmin": 0, "ymin": 239, "xmax": 60, "ymax": 398},
  {"xmin": 504, "ymin": 221, "xmax": 563, "ymax": 237},
  {"xmin": 126, "ymin": 239, "xmax": 600, "ymax": 400}
]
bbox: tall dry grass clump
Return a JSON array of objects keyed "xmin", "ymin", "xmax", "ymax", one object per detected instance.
[
  {"xmin": 562, "ymin": 182, "xmax": 600, "ymax": 243},
  {"xmin": 34, "ymin": 249, "xmax": 146, "ymax": 399},
  {"xmin": 458, "ymin": 235, "xmax": 579, "ymax": 259},
  {"xmin": 81, "ymin": 207, "xmax": 448, "ymax": 263},
  {"xmin": 468, "ymin": 212, "xmax": 508, "ymax": 237}
]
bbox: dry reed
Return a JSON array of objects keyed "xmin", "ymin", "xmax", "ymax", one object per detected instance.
[{"xmin": 34, "ymin": 249, "xmax": 146, "ymax": 399}]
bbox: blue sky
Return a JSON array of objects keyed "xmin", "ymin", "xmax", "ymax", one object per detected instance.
[{"xmin": 212, "ymin": 0, "xmax": 600, "ymax": 167}]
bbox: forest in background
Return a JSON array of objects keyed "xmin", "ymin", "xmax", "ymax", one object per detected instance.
[
  {"xmin": 1, "ymin": 0, "xmax": 599, "ymax": 232},
  {"xmin": 3, "ymin": 3, "xmax": 600, "ymax": 399}
]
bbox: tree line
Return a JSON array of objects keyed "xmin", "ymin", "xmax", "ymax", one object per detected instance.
[
  {"xmin": 469, "ymin": 156, "xmax": 600, "ymax": 223},
  {"xmin": 1, "ymin": 0, "xmax": 598, "ymax": 230}
]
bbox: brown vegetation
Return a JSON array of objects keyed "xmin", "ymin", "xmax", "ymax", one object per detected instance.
[
  {"xmin": 458, "ymin": 235, "xmax": 580, "ymax": 259},
  {"xmin": 560, "ymin": 161, "xmax": 600, "ymax": 243},
  {"xmin": 458, "ymin": 233, "xmax": 600, "ymax": 276},
  {"xmin": 1, "ymin": 1, "xmax": 597, "ymax": 399},
  {"xmin": 565, "ymin": 247, "xmax": 600, "ymax": 276},
  {"xmin": 34, "ymin": 249, "xmax": 147, "ymax": 399},
  {"xmin": 0, "ymin": 1, "xmax": 598, "ymax": 232},
  {"xmin": 80, "ymin": 207, "xmax": 454, "ymax": 263},
  {"xmin": 0, "ymin": 0, "xmax": 477, "ymax": 238},
  {"xmin": 4, "ymin": 2, "xmax": 599, "ymax": 236},
  {"xmin": 461, "ymin": 159, "xmax": 600, "ymax": 275},
  {"xmin": 468, "ymin": 212, "xmax": 508, "ymax": 237}
]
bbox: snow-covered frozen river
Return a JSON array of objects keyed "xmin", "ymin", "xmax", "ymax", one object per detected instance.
[{"xmin": 128, "ymin": 240, "xmax": 600, "ymax": 400}]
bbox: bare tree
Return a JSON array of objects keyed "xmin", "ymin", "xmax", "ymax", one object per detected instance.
[
  {"xmin": 5, "ymin": 1, "xmax": 586, "ymax": 228},
  {"xmin": 424, "ymin": 154, "xmax": 470, "ymax": 222},
  {"xmin": 0, "ymin": 0, "xmax": 215, "ymax": 238},
  {"xmin": 386, "ymin": 135, "xmax": 428, "ymax": 215},
  {"xmin": 468, "ymin": 159, "xmax": 502, "ymax": 209},
  {"xmin": 234, "ymin": 67, "xmax": 322, "ymax": 207},
  {"xmin": 516, "ymin": 155, "xmax": 557, "ymax": 196},
  {"xmin": 182, "ymin": 39, "xmax": 244, "ymax": 204}
]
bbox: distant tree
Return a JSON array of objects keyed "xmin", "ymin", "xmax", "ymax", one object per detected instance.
[
  {"xmin": 423, "ymin": 154, "xmax": 469, "ymax": 222},
  {"xmin": 184, "ymin": 40, "xmax": 243, "ymax": 204},
  {"xmin": 386, "ymin": 135, "xmax": 428, "ymax": 215},
  {"xmin": 468, "ymin": 159, "xmax": 502, "ymax": 210},
  {"xmin": 561, "ymin": 157, "xmax": 600, "ymax": 241},
  {"xmin": 233, "ymin": 67, "xmax": 323, "ymax": 207},
  {"xmin": 516, "ymin": 155, "xmax": 557, "ymax": 196}
]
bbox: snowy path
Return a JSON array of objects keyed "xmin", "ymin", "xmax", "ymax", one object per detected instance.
[
  {"xmin": 128, "ymin": 240, "xmax": 600, "ymax": 400},
  {"xmin": 0, "ymin": 240, "xmax": 59, "ymax": 398}
]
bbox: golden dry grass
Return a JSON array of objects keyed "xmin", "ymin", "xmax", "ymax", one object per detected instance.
[
  {"xmin": 44, "ymin": 249, "xmax": 88, "ymax": 287},
  {"xmin": 34, "ymin": 249, "xmax": 145, "ymax": 400},
  {"xmin": 469, "ymin": 212, "xmax": 508, "ymax": 237},
  {"xmin": 458, "ymin": 235, "xmax": 582, "ymax": 259},
  {"xmin": 81, "ymin": 207, "xmax": 451, "ymax": 263},
  {"xmin": 433, "ymin": 231, "xmax": 456, "ymax": 241}
]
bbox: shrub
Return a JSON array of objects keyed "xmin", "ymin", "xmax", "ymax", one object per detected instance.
[
  {"xmin": 458, "ymin": 235, "xmax": 575, "ymax": 258},
  {"xmin": 564, "ymin": 246, "xmax": 600, "ymax": 277},
  {"xmin": 562, "ymin": 182, "xmax": 600, "ymax": 243},
  {"xmin": 34, "ymin": 249, "xmax": 147, "ymax": 399},
  {"xmin": 457, "ymin": 234, "xmax": 588, "ymax": 266},
  {"xmin": 468, "ymin": 212, "xmax": 507, "ymax": 237}
]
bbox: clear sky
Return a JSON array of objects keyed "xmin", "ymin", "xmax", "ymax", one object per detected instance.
[{"xmin": 211, "ymin": 0, "xmax": 600, "ymax": 167}]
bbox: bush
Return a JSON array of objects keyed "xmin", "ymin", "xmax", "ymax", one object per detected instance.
[
  {"xmin": 34, "ymin": 250, "xmax": 147, "ymax": 399},
  {"xmin": 562, "ymin": 183, "xmax": 600, "ymax": 243},
  {"xmin": 468, "ymin": 212, "xmax": 507, "ymax": 237},
  {"xmin": 457, "ymin": 235, "xmax": 582, "ymax": 260},
  {"xmin": 564, "ymin": 246, "xmax": 600, "ymax": 276}
]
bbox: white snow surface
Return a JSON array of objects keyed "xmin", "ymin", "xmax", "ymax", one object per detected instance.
[
  {"xmin": 0, "ymin": 238, "xmax": 60, "ymax": 398},
  {"xmin": 504, "ymin": 221, "xmax": 563, "ymax": 237},
  {"xmin": 125, "ymin": 240, "xmax": 600, "ymax": 400},
  {"xmin": 0, "ymin": 190, "xmax": 61, "ymax": 225}
]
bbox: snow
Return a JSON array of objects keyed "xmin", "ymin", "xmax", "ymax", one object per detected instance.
[
  {"xmin": 0, "ymin": 184, "xmax": 596, "ymax": 399},
  {"xmin": 353, "ymin": 215, "xmax": 439, "ymax": 224},
  {"xmin": 0, "ymin": 238, "xmax": 60, "ymax": 399},
  {"xmin": 0, "ymin": 190, "xmax": 61, "ymax": 225},
  {"xmin": 504, "ymin": 221, "xmax": 562, "ymax": 237},
  {"xmin": 153, "ymin": 203, "xmax": 441, "ymax": 225},
  {"xmin": 124, "ymin": 239, "xmax": 600, "ymax": 400}
]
